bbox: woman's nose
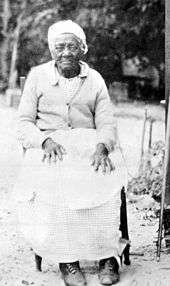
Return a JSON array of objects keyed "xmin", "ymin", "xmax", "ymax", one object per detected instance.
[{"xmin": 62, "ymin": 46, "xmax": 71, "ymax": 56}]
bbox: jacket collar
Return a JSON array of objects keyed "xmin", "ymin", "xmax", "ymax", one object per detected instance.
[{"xmin": 50, "ymin": 60, "xmax": 89, "ymax": 86}]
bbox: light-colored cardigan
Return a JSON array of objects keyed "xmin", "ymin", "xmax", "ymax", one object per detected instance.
[{"xmin": 17, "ymin": 60, "xmax": 116, "ymax": 151}]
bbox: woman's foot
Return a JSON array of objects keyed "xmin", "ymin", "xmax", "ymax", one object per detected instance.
[
  {"xmin": 59, "ymin": 261, "xmax": 86, "ymax": 286},
  {"xmin": 34, "ymin": 253, "xmax": 42, "ymax": 271},
  {"xmin": 98, "ymin": 257, "xmax": 120, "ymax": 285}
]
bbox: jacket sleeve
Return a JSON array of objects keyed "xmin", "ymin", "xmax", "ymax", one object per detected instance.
[
  {"xmin": 94, "ymin": 77, "xmax": 117, "ymax": 153},
  {"xmin": 17, "ymin": 68, "xmax": 48, "ymax": 149}
]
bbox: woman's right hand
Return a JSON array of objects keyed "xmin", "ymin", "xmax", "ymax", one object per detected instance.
[{"xmin": 42, "ymin": 138, "xmax": 66, "ymax": 164}]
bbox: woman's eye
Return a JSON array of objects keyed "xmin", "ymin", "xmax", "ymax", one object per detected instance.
[
  {"xmin": 54, "ymin": 44, "xmax": 79, "ymax": 52},
  {"xmin": 55, "ymin": 46, "xmax": 64, "ymax": 51},
  {"xmin": 68, "ymin": 45, "xmax": 78, "ymax": 50}
]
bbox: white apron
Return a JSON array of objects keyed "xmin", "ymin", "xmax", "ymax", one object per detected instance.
[{"xmin": 14, "ymin": 129, "xmax": 127, "ymax": 263}]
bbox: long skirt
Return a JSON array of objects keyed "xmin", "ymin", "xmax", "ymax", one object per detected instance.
[{"xmin": 14, "ymin": 129, "xmax": 127, "ymax": 264}]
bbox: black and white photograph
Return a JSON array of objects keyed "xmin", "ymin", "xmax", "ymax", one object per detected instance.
[{"xmin": 0, "ymin": 0, "xmax": 167, "ymax": 285}]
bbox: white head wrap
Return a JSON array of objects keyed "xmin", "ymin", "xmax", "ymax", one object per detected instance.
[{"xmin": 48, "ymin": 20, "xmax": 88, "ymax": 54}]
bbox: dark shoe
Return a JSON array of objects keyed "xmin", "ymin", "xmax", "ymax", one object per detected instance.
[
  {"xmin": 35, "ymin": 253, "xmax": 42, "ymax": 271},
  {"xmin": 98, "ymin": 257, "xmax": 120, "ymax": 285},
  {"xmin": 59, "ymin": 261, "xmax": 86, "ymax": 286}
]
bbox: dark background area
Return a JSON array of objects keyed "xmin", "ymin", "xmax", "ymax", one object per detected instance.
[{"xmin": 0, "ymin": 0, "xmax": 165, "ymax": 101}]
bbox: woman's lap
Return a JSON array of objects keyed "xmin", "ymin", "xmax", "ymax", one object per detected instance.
[{"xmin": 14, "ymin": 129, "xmax": 126, "ymax": 262}]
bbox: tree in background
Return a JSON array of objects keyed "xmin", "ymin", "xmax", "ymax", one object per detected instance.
[
  {"xmin": 0, "ymin": 0, "xmax": 60, "ymax": 89},
  {"xmin": 0, "ymin": 0, "xmax": 165, "ymax": 99}
]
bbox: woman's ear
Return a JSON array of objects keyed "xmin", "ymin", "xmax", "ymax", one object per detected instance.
[
  {"xmin": 80, "ymin": 42, "xmax": 88, "ymax": 55},
  {"xmin": 79, "ymin": 49, "xmax": 85, "ymax": 59},
  {"xmin": 78, "ymin": 44, "xmax": 86, "ymax": 60},
  {"xmin": 50, "ymin": 49, "xmax": 55, "ymax": 59}
]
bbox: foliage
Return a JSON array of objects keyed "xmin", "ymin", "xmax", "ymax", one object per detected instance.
[
  {"xmin": 128, "ymin": 140, "xmax": 165, "ymax": 202},
  {"xmin": 0, "ymin": 0, "xmax": 165, "ymax": 92}
]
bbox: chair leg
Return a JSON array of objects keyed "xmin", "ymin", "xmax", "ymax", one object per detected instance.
[
  {"xmin": 35, "ymin": 253, "xmax": 42, "ymax": 271},
  {"xmin": 120, "ymin": 187, "xmax": 131, "ymax": 265},
  {"xmin": 123, "ymin": 244, "xmax": 131, "ymax": 265}
]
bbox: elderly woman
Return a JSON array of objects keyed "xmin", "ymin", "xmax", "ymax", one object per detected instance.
[{"xmin": 15, "ymin": 20, "xmax": 127, "ymax": 286}]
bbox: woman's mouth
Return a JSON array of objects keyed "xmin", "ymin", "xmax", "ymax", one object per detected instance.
[{"xmin": 61, "ymin": 58, "xmax": 73, "ymax": 63}]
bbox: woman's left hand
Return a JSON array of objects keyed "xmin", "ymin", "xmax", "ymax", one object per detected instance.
[{"xmin": 91, "ymin": 143, "xmax": 115, "ymax": 174}]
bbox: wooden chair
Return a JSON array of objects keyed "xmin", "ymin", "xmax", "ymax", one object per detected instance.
[{"xmin": 19, "ymin": 76, "xmax": 130, "ymax": 271}]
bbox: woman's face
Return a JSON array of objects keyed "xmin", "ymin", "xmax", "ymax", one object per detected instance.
[{"xmin": 50, "ymin": 33, "xmax": 84, "ymax": 73}]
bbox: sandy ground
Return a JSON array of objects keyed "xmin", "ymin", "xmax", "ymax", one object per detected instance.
[{"xmin": 0, "ymin": 98, "xmax": 170, "ymax": 286}]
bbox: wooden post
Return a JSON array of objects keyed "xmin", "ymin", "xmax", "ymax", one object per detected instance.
[
  {"xmin": 157, "ymin": 56, "xmax": 170, "ymax": 259},
  {"xmin": 20, "ymin": 76, "xmax": 26, "ymax": 94},
  {"xmin": 148, "ymin": 118, "xmax": 154, "ymax": 151},
  {"xmin": 157, "ymin": 0, "xmax": 170, "ymax": 259},
  {"xmin": 164, "ymin": 55, "xmax": 170, "ymax": 206},
  {"xmin": 164, "ymin": 98, "xmax": 170, "ymax": 207},
  {"xmin": 157, "ymin": 97, "xmax": 170, "ymax": 260},
  {"xmin": 165, "ymin": 1, "xmax": 170, "ymax": 211},
  {"xmin": 138, "ymin": 108, "xmax": 147, "ymax": 174},
  {"xmin": 163, "ymin": 59, "xmax": 170, "ymax": 248}
]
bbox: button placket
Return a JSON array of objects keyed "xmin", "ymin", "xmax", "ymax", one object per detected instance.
[
  {"xmin": 66, "ymin": 102, "xmax": 72, "ymax": 128},
  {"xmin": 59, "ymin": 76, "xmax": 85, "ymax": 129}
]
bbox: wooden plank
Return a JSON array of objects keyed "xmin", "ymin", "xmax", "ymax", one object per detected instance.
[
  {"xmin": 157, "ymin": 5, "xmax": 170, "ymax": 257},
  {"xmin": 164, "ymin": 0, "xmax": 170, "ymax": 225}
]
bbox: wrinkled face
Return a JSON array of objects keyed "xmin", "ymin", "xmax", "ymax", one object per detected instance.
[{"xmin": 50, "ymin": 33, "xmax": 84, "ymax": 71}]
